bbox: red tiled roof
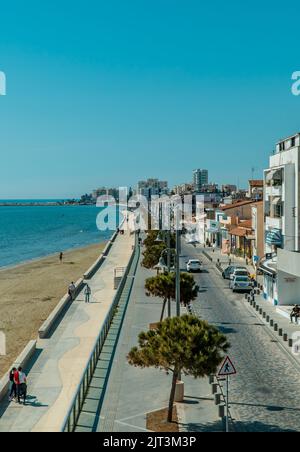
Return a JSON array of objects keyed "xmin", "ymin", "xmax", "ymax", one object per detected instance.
[
  {"xmin": 229, "ymin": 219, "xmax": 252, "ymax": 237},
  {"xmin": 249, "ymin": 180, "xmax": 264, "ymax": 187},
  {"xmin": 239, "ymin": 219, "xmax": 252, "ymax": 228},
  {"xmin": 229, "ymin": 227, "xmax": 247, "ymax": 237},
  {"xmin": 221, "ymin": 200, "xmax": 254, "ymax": 211}
]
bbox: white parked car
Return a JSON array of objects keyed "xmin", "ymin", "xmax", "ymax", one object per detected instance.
[
  {"xmin": 230, "ymin": 267, "xmax": 249, "ymax": 280},
  {"xmin": 186, "ymin": 259, "xmax": 202, "ymax": 273}
]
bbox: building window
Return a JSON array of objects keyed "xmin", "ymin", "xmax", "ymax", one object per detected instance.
[
  {"xmin": 274, "ymin": 201, "xmax": 283, "ymax": 218},
  {"xmin": 265, "ymin": 201, "xmax": 271, "ymax": 217},
  {"xmin": 279, "ymin": 142, "xmax": 285, "ymax": 152}
]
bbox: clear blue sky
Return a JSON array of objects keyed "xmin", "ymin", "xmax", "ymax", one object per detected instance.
[{"xmin": 1, "ymin": 0, "xmax": 300, "ymax": 198}]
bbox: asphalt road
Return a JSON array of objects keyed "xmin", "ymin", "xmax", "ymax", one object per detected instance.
[{"xmin": 182, "ymin": 241, "xmax": 300, "ymax": 432}]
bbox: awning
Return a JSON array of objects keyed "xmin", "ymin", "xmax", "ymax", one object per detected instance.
[
  {"xmin": 266, "ymin": 170, "xmax": 275, "ymax": 182},
  {"xmin": 266, "ymin": 169, "xmax": 282, "ymax": 182},
  {"xmin": 259, "ymin": 262, "xmax": 277, "ymax": 277},
  {"xmin": 266, "ymin": 229, "xmax": 282, "ymax": 246}
]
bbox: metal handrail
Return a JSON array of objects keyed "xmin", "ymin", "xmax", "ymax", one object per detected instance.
[{"xmin": 62, "ymin": 234, "xmax": 138, "ymax": 432}]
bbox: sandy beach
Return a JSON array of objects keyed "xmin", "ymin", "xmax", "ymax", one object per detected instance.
[{"xmin": 0, "ymin": 242, "xmax": 106, "ymax": 376}]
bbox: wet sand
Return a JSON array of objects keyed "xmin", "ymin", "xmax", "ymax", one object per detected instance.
[{"xmin": 0, "ymin": 242, "xmax": 106, "ymax": 376}]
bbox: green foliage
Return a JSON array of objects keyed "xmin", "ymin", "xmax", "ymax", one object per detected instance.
[
  {"xmin": 142, "ymin": 243, "xmax": 166, "ymax": 269},
  {"xmin": 145, "ymin": 272, "xmax": 199, "ymax": 306},
  {"xmin": 141, "ymin": 231, "xmax": 176, "ymax": 269},
  {"xmin": 128, "ymin": 315, "xmax": 230, "ymax": 422}
]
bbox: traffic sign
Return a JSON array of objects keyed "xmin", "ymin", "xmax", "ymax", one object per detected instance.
[{"xmin": 218, "ymin": 356, "xmax": 236, "ymax": 376}]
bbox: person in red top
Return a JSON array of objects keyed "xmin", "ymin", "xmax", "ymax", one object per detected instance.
[{"xmin": 13, "ymin": 369, "xmax": 20, "ymax": 385}]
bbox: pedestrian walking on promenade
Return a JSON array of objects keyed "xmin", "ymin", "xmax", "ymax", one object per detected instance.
[
  {"xmin": 13, "ymin": 368, "xmax": 20, "ymax": 403},
  {"xmin": 68, "ymin": 282, "xmax": 76, "ymax": 301},
  {"xmin": 84, "ymin": 283, "xmax": 91, "ymax": 303},
  {"xmin": 17, "ymin": 367, "xmax": 27, "ymax": 405},
  {"xmin": 59, "ymin": 252, "xmax": 63, "ymax": 263},
  {"xmin": 8, "ymin": 367, "xmax": 17, "ymax": 402}
]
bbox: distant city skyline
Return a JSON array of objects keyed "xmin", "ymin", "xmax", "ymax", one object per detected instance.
[{"xmin": 1, "ymin": 1, "xmax": 300, "ymax": 198}]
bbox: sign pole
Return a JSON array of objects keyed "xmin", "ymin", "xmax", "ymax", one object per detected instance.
[
  {"xmin": 218, "ymin": 355, "xmax": 236, "ymax": 433},
  {"xmin": 226, "ymin": 375, "xmax": 229, "ymax": 433}
]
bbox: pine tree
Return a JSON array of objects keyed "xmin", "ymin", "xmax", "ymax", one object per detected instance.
[
  {"xmin": 145, "ymin": 272, "xmax": 199, "ymax": 320},
  {"xmin": 128, "ymin": 315, "xmax": 230, "ymax": 422}
]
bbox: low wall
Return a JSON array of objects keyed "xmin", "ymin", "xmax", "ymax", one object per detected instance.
[
  {"xmin": 38, "ymin": 278, "xmax": 84, "ymax": 339},
  {"xmin": 0, "ymin": 340, "xmax": 37, "ymax": 402},
  {"xmin": 83, "ymin": 231, "xmax": 119, "ymax": 280},
  {"xmin": 39, "ymin": 230, "xmax": 121, "ymax": 339}
]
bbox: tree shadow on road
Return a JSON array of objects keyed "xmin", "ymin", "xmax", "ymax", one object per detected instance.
[{"xmin": 179, "ymin": 418, "xmax": 297, "ymax": 433}]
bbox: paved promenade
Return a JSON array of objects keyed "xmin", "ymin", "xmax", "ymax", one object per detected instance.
[
  {"xmin": 96, "ymin": 253, "xmax": 223, "ymax": 432},
  {"xmin": 0, "ymin": 229, "xmax": 134, "ymax": 432}
]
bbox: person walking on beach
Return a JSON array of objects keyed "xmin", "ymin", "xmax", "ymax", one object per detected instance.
[
  {"xmin": 84, "ymin": 283, "xmax": 91, "ymax": 303},
  {"xmin": 59, "ymin": 252, "xmax": 63, "ymax": 263},
  {"xmin": 8, "ymin": 367, "xmax": 17, "ymax": 402},
  {"xmin": 68, "ymin": 282, "xmax": 76, "ymax": 301},
  {"xmin": 17, "ymin": 367, "xmax": 27, "ymax": 405}
]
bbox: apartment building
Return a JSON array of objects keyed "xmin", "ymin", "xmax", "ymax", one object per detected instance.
[{"xmin": 261, "ymin": 133, "xmax": 300, "ymax": 305}]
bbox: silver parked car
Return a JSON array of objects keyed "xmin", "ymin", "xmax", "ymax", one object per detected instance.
[{"xmin": 230, "ymin": 276, "xmax": 252, "ymax": 293}]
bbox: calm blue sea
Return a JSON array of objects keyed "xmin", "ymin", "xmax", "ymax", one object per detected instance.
[{"xmin": 0, "ymin": 203, "xmax": 120, "ymax": 268}]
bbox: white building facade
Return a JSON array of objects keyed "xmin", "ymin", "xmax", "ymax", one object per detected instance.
[{"xmin": 261, "ymin": 133, "xmax": 300, "ymax": 305}]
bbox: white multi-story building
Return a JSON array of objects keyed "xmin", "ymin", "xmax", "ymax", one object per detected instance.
[{"xmin": 261, "ymin": 133, "xmax": 300, "ymax": 305}]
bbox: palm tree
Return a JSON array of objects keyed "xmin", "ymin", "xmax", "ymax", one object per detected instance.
[
  {"xmin": 128, "ymin": 315, "xmax": 230, "ymax": 423},
  {"xmin": 145, "ymin": 272, "xmax": 199, "ymax": 321}
]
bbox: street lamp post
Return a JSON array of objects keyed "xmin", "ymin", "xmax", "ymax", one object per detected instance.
[
  {"xmin": 175, "ymin": 229, "xmax": 181, "ymax": 317},
  {"xmin": 167, "ymin": 230, "xmax": 171, "ymax": 317}
]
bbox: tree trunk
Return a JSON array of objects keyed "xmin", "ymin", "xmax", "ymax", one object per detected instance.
[
  {"xmin": 167, "ymin": 369, "xmax": 179, "ymax": 423},
  {"xmin": 160, "ymin": 299, "xmax": 167, "ymax": 322}
]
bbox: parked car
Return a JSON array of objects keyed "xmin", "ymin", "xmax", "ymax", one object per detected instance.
[
  {"xmin": 230, "ymin": 276, "xmax": 252, "ymax": 292},
  {"xmin": 186, "ymin": 259, "xmax": 202, "ymax": 273},
  {"xmin": 230, "ymin": 267, "xmax": 249, "ymax": 280},
  {"xmin": 222, "ymin": 266, "xmax": 236, "ymax": 280}
]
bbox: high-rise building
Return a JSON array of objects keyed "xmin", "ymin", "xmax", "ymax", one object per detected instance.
[{"xmin": 193, "ymin": 169, "xmax": 208, "ymax": 192}]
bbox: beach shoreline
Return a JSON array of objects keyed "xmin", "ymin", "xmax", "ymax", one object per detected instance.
[
  {"xmin": 0, "ymin": 241, "xmax": 107, "ymax": 377},
  {"xmin": 0, "ymin": 239, "xmax": 110, "ymax": 274}
]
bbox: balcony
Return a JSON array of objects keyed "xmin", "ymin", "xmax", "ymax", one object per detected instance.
[{"xmin": 265, "ymin": 185, "xmax": 282, "ymax": 198}]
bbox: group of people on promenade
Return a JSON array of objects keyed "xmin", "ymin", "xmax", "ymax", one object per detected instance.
[
  {"xmin": 8, "ymin": 367, "xmax": 27, "ymax": 405},
  {"xmin": 68, "ymin": 281, "xmax": 92, "ymax": 303}
]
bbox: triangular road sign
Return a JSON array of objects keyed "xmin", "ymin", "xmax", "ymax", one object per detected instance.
[{"xmin": 218, "ymin": 356, "xmax": 236, "ymax": 376}]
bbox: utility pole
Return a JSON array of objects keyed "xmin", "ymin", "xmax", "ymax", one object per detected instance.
[
  {"xmin": 175, "ymin": 229, "xmax": 181, "ymax": 317},
  {"xmin": 226, "ymin": 375, "xmax": 229, "ymax": 432},
  {"xmin": 167, "ymin": 229, "xmax": 171, "ymax": 317}
]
